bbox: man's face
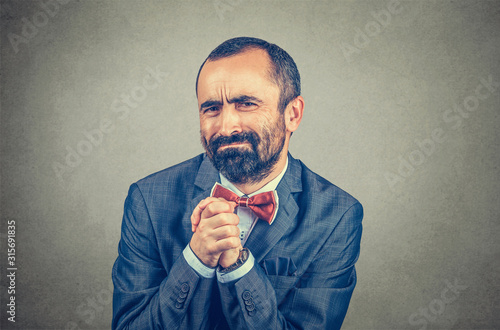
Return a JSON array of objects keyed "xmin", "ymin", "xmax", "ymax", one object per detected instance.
[{"xmin": 197, "ymin": 48, "xmax": 287, "ymax": 184}]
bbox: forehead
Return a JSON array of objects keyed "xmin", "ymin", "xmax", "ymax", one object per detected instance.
[{"xmin": 197, "ymin": 48, "xmax": 278, "ymax": 101}]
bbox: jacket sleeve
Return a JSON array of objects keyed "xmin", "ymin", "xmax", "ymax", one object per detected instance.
[
  {"xmin": 112, "ymin": 183, "xmax": 214, "ymax": 329},
  {"xmin": 217, "ymin": 202, "xmax": 363, "ymax": 330}
]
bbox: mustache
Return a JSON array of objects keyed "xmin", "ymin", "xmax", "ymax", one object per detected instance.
[{"xmin": 208, "ymin": 131, "xmax": 260, "ymax": 152}]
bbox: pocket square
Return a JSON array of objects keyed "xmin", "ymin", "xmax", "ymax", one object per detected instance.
[{"xmin": 260, "ymin": 257, "xmax": 297, "ymax": 276}]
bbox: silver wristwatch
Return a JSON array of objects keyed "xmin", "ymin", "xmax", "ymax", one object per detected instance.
[{"xmin": 218, "ymin": 248, "xmax": 250, "ymax": 273}]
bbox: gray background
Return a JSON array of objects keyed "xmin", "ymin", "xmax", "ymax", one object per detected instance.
[{"xmin": 1, "ymin": 0, "xmax": 499, "ymax": 329}]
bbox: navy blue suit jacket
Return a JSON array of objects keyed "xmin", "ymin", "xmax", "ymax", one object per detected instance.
[{"xmin": 112, "ymin": 153, "xmax": 363, "ymax": 329}]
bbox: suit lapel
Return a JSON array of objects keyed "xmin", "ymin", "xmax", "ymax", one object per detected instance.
[
  {"xmin": 188, "ymin": 155, "xmax": 221, "ymax": 221},
  {"xmin": 244, "ymin": 154, "xmax": 303, "ymax": 262}
]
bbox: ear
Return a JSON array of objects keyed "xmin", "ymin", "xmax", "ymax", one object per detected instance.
[{"xmin": 285, "ymin": 96, "xmax": 304, "ymax": 133}]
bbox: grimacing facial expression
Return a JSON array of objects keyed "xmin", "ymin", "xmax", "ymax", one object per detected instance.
[{"xmin": 197, "ymin": 48, "xmax": 288, "ymax": 184}]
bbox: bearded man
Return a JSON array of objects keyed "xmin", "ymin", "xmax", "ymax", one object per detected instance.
[{"xmin": 112, "ymin": 37, "xmax": 363, "ymax": 330}]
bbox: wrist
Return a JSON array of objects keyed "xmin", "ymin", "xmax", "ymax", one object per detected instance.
[
  {"xmin": 188, "ymin": 242, "xmax": 218, "ymax": 268},
  {"xmin": 217, "ymin": 249, "xmax": 254, "ymax": 283},
  {"xmin": 183, "ymin": 244, "xmax": 216, "ymax": 278},
  {"xmin": 218, "ymin": 248, "xmax": 249, "ymax": 273}
]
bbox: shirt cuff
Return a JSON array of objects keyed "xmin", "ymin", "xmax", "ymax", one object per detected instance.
[
  {"xmin": 183, "ymin": 244, "xmax": 216, "ymax": 278},
  {"xmin": 216, "ymin": 251, "xmax": 255, "ymax": 283}
]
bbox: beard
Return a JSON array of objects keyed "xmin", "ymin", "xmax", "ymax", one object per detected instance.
[{"xmin": 202, "ymin": 118, "xmax": 286, "ymax": 185}]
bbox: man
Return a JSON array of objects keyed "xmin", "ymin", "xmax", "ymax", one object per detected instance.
[{"xmin": 112, "ymin": 37, "xmax": 363, "ymax": 329}]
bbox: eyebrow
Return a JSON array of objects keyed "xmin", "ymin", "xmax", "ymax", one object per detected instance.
[
  {"xmin": 199, "ymin": 95, "xmax": 264, "ymax": 111},
  {"xmin": 228, "ymin": 95, "xmax": 263, "ymax": 105},
  {"xmin": 199, "ymin": 100, "xmax": 223, "ymax": 111}
]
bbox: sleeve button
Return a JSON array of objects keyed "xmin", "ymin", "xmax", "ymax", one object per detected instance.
[
  {"xmin": 181, "ymin": 283, "xmax": 190, "ymax": 293},
  {"xmin": 242, "ymin": 290, "xmax": 252, "ymax": 300}
]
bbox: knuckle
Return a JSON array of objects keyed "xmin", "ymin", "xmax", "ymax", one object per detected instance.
[
  {"xmin": 229, "ymin": 226, "xmax": 238, "ymax": 237},
  {"xmin": 231, "ymin": 214, "xmax": 240, "ymax": 225},
  {"xmin": 228, "ymin": 237, "xmax": 239, "ymax": 248},
  {"xmin": 218, "ymin": 213, "xmax": 230, "ymax": 223},
  {"xmin": 205, "ymin": 203, "xmax": 216, "ymax": 214},
  {"xmin": 226, "ymin": 226, "xmax": 237, "ymax": 237},
  {"xmin": 208, "ymin": 201, "xmax": 223, "ymax": 213},
  {"xmin": 221, "ymin": 213, "xmax": 237, "ymax": 223},
  {"xmin": 221, "ymin": 240, "xmax": 231, "ymax": 250},
  {"xmin": 217, "ymin": 197, "xmax": 229, "ymax": 203},
  {"xmin": 221, "ymin": 226, "xmax": 231, "ymax": 237}
]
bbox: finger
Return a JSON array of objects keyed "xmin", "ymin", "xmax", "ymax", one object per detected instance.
[
  {"xmin": 227, "ymin": 201, "xmax": 237, "ymax": 211},
  {"xmin": 197, "ymin": 213, "xmax": 240, "ymax": 233},
  {"xmin": 191, "ymin": 197, "xmax": 232, "ymax": 227},
  {"xmin": 201, "ymin": 200, "xmax": 236, "ymax": 219},
  {"xmin": 211, "ymin": 224, "xmax": 240, "ymax": 241},
  {"xmin": 191, "ymin": 197, "xmax": 221, "ymax": 232},
  {"xmin": 214, "ymin": 236, "xmax": 241, "ymax": 252}
]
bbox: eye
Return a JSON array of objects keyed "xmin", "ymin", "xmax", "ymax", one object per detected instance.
[
  {"xmin": 203, "ymin": 106, "xmax": 219, "ymax": 113},
  {"xmin": 238, "ymin": 102, "xmax": 258, "ymax": 110}
]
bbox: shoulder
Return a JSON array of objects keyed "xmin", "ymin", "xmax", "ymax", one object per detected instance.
[
  {"xmin": 137, "ymin": 154, "xmax": 204, "ymax": 185},
  {"xmin": 127, "ymin": 154, "xmax": 205, "ymax": 199},
  {"xmin": 302, "ymin": 160, "xmax": 359, "ymax": 206},
  {"xmin": 292, "ymin": 156, "xmax": 363, "ymax": 223}
]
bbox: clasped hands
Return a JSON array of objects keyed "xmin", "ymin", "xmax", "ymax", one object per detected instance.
[{"xmin": 190, "ymin": 197, "xmax": 243, "ymax": 269}]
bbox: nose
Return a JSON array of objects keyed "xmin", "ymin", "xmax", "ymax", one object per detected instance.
[{"xmin": 218, "ymin": 105, "xmax": 242, "ymax": 136}]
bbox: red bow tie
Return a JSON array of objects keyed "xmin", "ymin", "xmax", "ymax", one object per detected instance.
[{"xmin": 211, "ymin": 183, "xmax": 278, "ymax": 225}]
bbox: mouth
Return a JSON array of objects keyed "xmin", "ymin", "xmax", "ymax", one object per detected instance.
[{"xmin": 219, "ymin": 142, "xmax": 250, "ymax": 150}]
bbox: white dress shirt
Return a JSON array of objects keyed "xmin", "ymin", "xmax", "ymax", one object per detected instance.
[{"xmin": 183, "ymin": 158, "xmax": 288, "ymax": 283}]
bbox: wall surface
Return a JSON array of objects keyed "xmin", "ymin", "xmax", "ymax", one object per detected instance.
[{"xmin": 1, "ymin": 0, "xmax": 499, "ymax": 329}]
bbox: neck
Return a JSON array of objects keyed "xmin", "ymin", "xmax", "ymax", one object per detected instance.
[{"xmin": 233, "ymin": 150, "xmax": 288, "ymax": 195}]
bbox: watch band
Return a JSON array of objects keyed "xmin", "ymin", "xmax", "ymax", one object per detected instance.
[{"xmin": 218, "ymin": 248, "xmax": 249, "ymax": 273}]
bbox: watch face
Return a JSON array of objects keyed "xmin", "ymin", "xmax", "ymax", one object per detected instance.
[
  {"xmin": 240, "ymin": 248, "xmax": 249, "ymax": 261},
  {"xmin": 220, "ymin": 248, "xmax": 250, "ymax": 273}
]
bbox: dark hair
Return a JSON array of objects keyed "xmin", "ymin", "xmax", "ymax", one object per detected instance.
[{"xmin": 195, "ymin": 37, "xmax": 301, "ymax": 113}]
